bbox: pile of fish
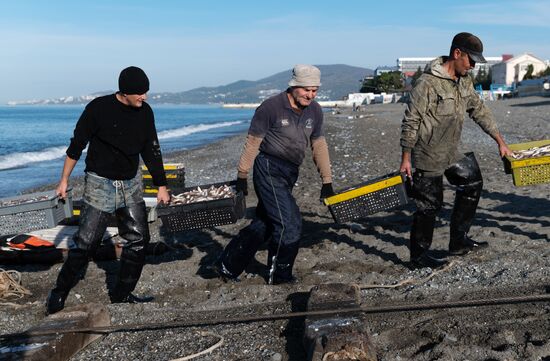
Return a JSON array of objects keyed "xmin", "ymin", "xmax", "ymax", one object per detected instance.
[
  {"xmin": 0, "ymin": 195, "xmax": 51, "ymax": 208},
  {"xmin": 170, "ymin": 184, "xmax": 234, "ymax": 205},
  {"xmin": 511, "ymin": 143, "xmax": 550, "ymax": 160}
]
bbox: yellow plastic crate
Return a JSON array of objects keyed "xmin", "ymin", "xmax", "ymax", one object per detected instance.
[
  {"xmin": 503, "ymin": 140, "xmax": 550, "ymax": 186},
  {"xmin": 141, "ymin": 163, "xmax": 185, "ymax": 194},
  {"xmin": 323, "ymin": 172, "xmax": 409, "ymax": 223}
]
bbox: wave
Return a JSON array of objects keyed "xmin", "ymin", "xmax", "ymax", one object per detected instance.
[
  {"xmin": 157, "ymin": 120, "xmax": 246, "ymax": 140},
  {"xmin": 0, "ymin": 120, "xmax": 247, "ymax": 171},
  {"xmin": 0, "ymin": 146, "xmax": 70, "ymax": 170}
]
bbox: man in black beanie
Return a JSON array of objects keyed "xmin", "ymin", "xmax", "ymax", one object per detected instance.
[{"xmin": 46, "ymin": 66, "xmax": 170, "ymax": 315}]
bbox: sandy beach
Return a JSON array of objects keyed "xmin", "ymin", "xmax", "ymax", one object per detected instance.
[{"xmin": 1, "ymin": 96, "xmax": 549, "ymax": 360}]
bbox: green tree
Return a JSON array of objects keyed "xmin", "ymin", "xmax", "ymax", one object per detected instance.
[
  {"xmin": 536, "ymin": 66, "xmax": 550, "ymax": 78},
  {"xmin": 523, "ymin": 64, "xmax": 534, "ymax": 80},
  {"xmin": 376, "ymin": 71, "xmax": 404, "ymax": 93},
  {"xmin": 360, "ymin": 77, "xmax": 377, "ymax": 93}
]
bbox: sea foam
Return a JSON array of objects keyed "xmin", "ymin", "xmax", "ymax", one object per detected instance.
[
  {"xmin": 157, "ymin": 120, "xmax": 245, "ymax": 140},
  {"xmin": 0, "ymin": 146, "xmax": 70, "ymax": 170}
]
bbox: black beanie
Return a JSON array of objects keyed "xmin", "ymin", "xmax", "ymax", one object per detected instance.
[{"xmin": 118, "ymin": 66, "xmax": 150, "ymax": 95}]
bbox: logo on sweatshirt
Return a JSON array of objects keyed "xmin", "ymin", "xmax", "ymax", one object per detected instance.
[
  {"xmin": 281, "ymin": 118, "xmax": 289, "ymax": 126},
  {"xmin": 305, "ymin": 118, "xmax": 313, "ymax": 128}
]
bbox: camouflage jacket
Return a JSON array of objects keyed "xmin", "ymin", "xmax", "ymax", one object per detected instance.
[{"xmin": 400, "ymin": 57, "xmax": 499, "ymax": 175}]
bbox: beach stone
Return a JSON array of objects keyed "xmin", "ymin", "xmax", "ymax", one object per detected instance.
[
  {"xmin": 304, "ymin": 283, "xmax": 377, "ymax": 361},
  {"xmin": 0, "ymin": 303, "xmax": 109, "ymax": 361}
]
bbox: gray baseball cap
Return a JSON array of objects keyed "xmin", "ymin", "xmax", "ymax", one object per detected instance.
[{"xmin": 288, "ymin": 64, "xmax": 321, "ymax": 87}]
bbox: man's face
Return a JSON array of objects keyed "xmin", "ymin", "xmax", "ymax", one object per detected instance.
[
  {"xmin": 124, "ymin": 93, "xmax": 147, "ymax": 108},
  {"xmin": 290, "ymin": 86, "xmax": 319, "ymax": 108},
  {"xmin": 456, "ymin": 49, "xmax": 475, "ymax": 77}
]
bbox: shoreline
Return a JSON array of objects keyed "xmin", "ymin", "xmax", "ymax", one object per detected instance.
[
  {"xmin": 24, "ymin": 132, "xmax": 248, "ymax": 198},
  {"xmin": 3, "ymin": 97, "xmax": 549, "ymax": 360}
]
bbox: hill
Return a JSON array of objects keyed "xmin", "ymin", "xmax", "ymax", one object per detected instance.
[{"xmin": 7, "ymin": 64, "xmax": 373, "ymax": 105}]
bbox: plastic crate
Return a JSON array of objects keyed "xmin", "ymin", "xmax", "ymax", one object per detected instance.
[
  {"xmin": 156, "ymin": 181, "xmax": 245, "ymax": 232},
  {"xmin": 503, "ymin": 140, "xmax": 550, "ymax": 186},
  {"xmin": 0, "ymin": 190, "xmax": 73, "ymax": 236},
  {"xmin": 142, "ymin": 163, "xmax": 186, "ymax": 195},
  {"xmin": 323, "ymin": 172, "xmax": 409, "ymax": 224}
]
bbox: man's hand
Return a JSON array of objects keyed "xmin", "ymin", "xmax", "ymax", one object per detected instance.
[
  {"xmin": 400, "ymin": 151, "xmax": 413, "ymax": 180},
  {"xmin": 56, "ymin": 179, "xmax": 69, "ymax": 199},
  {"xmin": 236, "ymin": 177, "xmax": 248, "ymax": 196},
  {"xmin": 493, "ymin": 132, "xmax": 513, "ymax": 158},
  {"xmin": 320, "ymin": 183, "xmax": 335, "ymax": 200},
  {"xmin": 157, "ymin": 186, "xmax": 171, "ymax": 204},
  {"xmin": 499, "ymin": 143, "xmax": 513, "ymax": 158}
]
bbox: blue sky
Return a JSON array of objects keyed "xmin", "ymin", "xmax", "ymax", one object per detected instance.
[{"xmin": 1, "ymin": 0, "xmax": 549, "ymax": 103}]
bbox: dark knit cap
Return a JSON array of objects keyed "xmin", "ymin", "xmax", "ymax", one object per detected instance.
[
  {"xmin": 451, "ymin": 32, "xmax": 486, "ymax": 63},
  {"xmin": 118, "ymin": 66, "xmax": 150, "ymax": 95}
]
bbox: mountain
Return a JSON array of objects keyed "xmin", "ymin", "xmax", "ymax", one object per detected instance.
[{"xmin": 7, "ymin": 64, "xmax": 373, "ymax": 105}]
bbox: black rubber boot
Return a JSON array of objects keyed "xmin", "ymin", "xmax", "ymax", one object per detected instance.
[
  {"xmin": 46, "ymin": 249, "xmax": 88, "ymax": 315},
  {"xmin": 410, "ymin": 252, "xmax": 447, "ymax": 269},
  {"xmin": 109, "ymin": 248, "xmax": 151, "ymax": 303},
  {"xmin": 46, "ymin": 204, "xmax": 109, "ymax": 315},
  {"xmin": 110, "ymin": 204, "xmax": 152, "ymax": 303},
  {"xmin": 410, "ymin": 212, "xmax": 437, "ymax": 260},
  {"xmin": 267, "ymin": 241, "xmax": 300, "ymax": 285},
  {"xmin": 217, "ymin": 219, "xmax": 266, "ymax": 280},
  {"xmin": 446, "ymin": 153, "xmax": 487, "ymax": 255}
]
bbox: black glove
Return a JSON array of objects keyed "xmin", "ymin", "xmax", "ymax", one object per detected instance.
[
  {"xmin": 320, "ymin": 183, "xmax": 335, "ymax": 200},
  {"xmin": 236, "ymin": 177, "xmax": 248, "ymax": 196}
]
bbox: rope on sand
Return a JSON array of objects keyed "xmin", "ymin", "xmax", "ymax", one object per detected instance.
[
  {"xmin": 0, "ymin": 268, "xmax": 32, "ymax": 300},
  {"xmin": 170, "ymin": 331, "xmax": 224, "ymax": 361},
  {"xmin": 357, "ymin": 260, "xmax": 458, "ymax": 290}
]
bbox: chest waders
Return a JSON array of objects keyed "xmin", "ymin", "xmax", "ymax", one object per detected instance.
[{"xmin": 46, "ymin": 178, "xmax": 151, "ymax": 315}]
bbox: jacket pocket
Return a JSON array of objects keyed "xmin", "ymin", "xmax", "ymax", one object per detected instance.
[{"xmin": 435, "ymin": 94, "xmax": 455, "ymax": 116}]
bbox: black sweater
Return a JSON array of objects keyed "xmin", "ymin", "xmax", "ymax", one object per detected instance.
[{"xmin": 66, "ymin": 94, "xmax": 167, "ymax": 186}]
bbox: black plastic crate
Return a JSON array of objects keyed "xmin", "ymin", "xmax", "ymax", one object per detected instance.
[
  {"xmin": 0, "ymin": 190, "xmax": 73, "ymax": 236},
  {"xmin": 156, "ymin": 181, "xmax": 246, "ymax": 232},
  {"xmin": 324, "ymin": 172, "xmax": 409, "ymax": 224}
]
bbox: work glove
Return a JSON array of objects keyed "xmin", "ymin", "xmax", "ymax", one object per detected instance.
[
  {"xmin": 236, "ymin": 177, "xmax": 248, "ymax": 196},
  {"xmin": 320, "ymin": 183, "xmax": 335, "ymax": 202}
]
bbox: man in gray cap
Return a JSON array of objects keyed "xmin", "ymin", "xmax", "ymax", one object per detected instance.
[
  {"xmin": 214, "ymin": 64, "xmax": 335, "ymax": 284},
  {"xmin": 400, "ymin": 32, "xmax": 513, "ymax": 269},
  {"xmin": 46, "ymin": 66, "xmax": 170, "ymax": 314}
]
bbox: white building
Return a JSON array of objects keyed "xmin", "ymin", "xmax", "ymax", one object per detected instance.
[
  {"xmin": 397, "ymin": 56, "xmax": 503, "ymax": 77},
  {"xmin": 491, "ymin": 53, "xmax": 547, "ymax": 85}
]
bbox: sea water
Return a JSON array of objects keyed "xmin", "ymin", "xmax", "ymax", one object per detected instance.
[{"xmin": 0, "ymin": 104, "xmax": 254, "ymax": 197}]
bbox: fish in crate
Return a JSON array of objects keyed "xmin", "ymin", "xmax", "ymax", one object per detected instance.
[{"xmin": 156, "ymin": 181, "xmax": 246, "ymax": 232}]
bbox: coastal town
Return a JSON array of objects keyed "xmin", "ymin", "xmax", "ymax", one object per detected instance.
[{"xmin": 0, "ymin": 6, "xmax": 549, "ymax": 359}]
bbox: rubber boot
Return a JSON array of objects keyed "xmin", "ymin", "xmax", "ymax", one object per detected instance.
[
  {"xmin": 109, "ymin": 248, "xmax": 152, "ymax": 303},
  {"xmin": 46, "ymin": 249, "xmax": 88, "ymax": 315},
  {"xmin": 217, "ymin": 219, "xmax": 266, "ymax": 280},
  {"xmin": 110, "ymin": 204, "xmax": 152, "ymax": 303},
  {"xmin": 410, "ymin": 212, "xmax": 437, "ymax": 259},
  {"xmin": 46, "ymin": 204, "xmax": 109, "ymax": 315},
  {"xmin": 445, "ymin": 153, "xmax": 487, "ymax": 255},
  {"xmin": 449, "ymin": 185, "xmax": 487, "ymax": 255},
  {"xmin": 267, "ymin": 241, "xmax": 300, "ymax": 285}
]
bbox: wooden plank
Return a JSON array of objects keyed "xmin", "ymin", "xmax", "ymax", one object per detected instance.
[
  {"xmin": 304, "ymin": 283, "xmax": 377, "ymax": 361},
  {"xmin": 0, "ymin": 303, "xmax": 110, "ymax": 361}
]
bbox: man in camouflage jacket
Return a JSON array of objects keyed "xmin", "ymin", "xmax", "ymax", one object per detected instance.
[{"xmin": 400, "ymin": 32, "xmax": 512, "ymax": 269}]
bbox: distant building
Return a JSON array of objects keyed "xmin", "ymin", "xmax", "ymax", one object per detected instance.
[
  {"xmin": 397, "ymin": 56, "xmax": 503, "ymax": 77},
  {"xmin": 374, "ymin": 66, "xmax": 398, "ymax": 76},
  {"xmin": 491, "ymin": 53, "xmax": 547, "ymax": 85}
]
